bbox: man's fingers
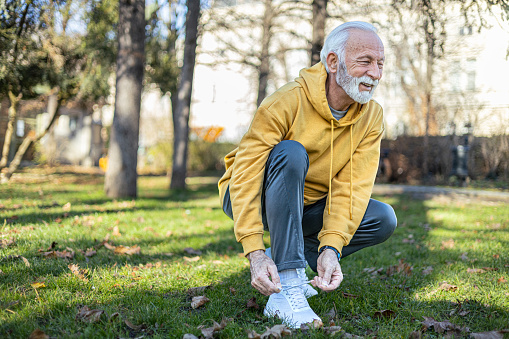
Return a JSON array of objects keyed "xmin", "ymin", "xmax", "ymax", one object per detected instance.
[
  {"xmin": 321, "ymin": 267, "xmax": 333, "ymax": 286},
  {"xmin": 267, "ymin": 265, "xmax": 282, "ymax": 291}
]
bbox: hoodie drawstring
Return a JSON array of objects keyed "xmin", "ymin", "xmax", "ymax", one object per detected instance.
[
  {"xmin": 349, "ymin": 125, "xmax": 353, "ymax": 220},
  {"xmin": 328, "ymin": 121, "xmax": 354, "ymax": 221}
]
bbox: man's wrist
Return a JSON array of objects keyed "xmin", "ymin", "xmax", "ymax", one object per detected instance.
[
  {"xmin": 319, "ymin": 246, "xmax": 341, "ymax": 261},
  {"xmin": 246, "ymin": 249, "xmax": 265, "ymax": 261}
]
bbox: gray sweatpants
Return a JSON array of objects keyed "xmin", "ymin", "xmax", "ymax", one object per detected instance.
[{"xmin": 222, "ymin": 140, "xmax": 397, "ymax": 272}]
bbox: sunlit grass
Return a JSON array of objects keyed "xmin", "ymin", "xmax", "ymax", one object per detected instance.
[{"xmin": 1, "ymin": 172, "xmax": 508, "ymax": 338}]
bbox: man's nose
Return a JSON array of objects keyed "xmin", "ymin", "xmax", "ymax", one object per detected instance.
[{"xmin": 367, "ymin": 63, "xmax": 381, "ymax": 80}]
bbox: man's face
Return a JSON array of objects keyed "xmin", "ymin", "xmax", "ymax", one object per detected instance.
[{"xmin": 335, "ymin": 30, "xmax": 385, "ymax": 104}]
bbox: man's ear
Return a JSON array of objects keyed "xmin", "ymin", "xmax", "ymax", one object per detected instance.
[{"xmin": 326, "ymin": 52, "xmax": 339, "ymax": 73}]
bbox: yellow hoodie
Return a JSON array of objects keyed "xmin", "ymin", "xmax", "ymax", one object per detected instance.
[{"xmin": 218, "ymin": 62, "xmax": 385, "ymax": 256}]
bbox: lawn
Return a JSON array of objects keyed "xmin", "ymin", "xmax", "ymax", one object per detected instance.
[{"xmin": 1, "ymin": 171, "xmax": 508, "ymax": 338}]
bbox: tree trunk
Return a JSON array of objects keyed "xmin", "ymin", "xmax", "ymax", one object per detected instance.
[
  {"xmin": 310, "ymin": 0, "xmax": 328, "ymax": 66},
  {"xmin": 256, "ymin": 0, "xmax": 273, "ymax": 107},
  {"xmin": 0, "ymin": 91, "xmax": 22, "ymax": 169},
  {"xmin": 170, "ymin": 0, "xmax": 201, "ymax": 190},
  {"xmin": 104, "ymin": 0, "xmax": 145, "ymax": 198},
  {"xmin": 1, "ymin": 93, "xmax": 61, "ymax": 183},
  {"xmin": 423, "ymin": 16, "xmax": 434, "ymax": 180}
]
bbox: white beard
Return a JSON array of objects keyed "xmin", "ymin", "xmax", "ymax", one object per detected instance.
[{"xmin": 335, "ymin": 62, "xmax": 379, "ymax": 104}]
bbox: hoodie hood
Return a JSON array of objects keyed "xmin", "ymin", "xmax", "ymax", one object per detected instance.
[{"xmin": 295, "ymin": 62, "xmax": 369, "ymax": 127}]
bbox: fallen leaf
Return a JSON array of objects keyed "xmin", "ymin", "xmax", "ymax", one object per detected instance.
[
  {"xmin": 421, "ymin": 317, "xmax": 469, "ymax": 335},
  {"xmin": 112, "ymin": 226, "xmax": 121, "ymax": 237},
  {"xmin": 191, "ymin": 296, "xmax": 210, "ymax": 309},
  {"xmin": 257, "ymin": 324, "xmax": 291, "ymax": 338},
  {"xmin": 31, "ymin": 282, "xmax": 46, "ymax": 289},
  {"xmin": 229, "ymin": 287, "xmax": 236, "ymax": 295},
  {"xmin": 187, "ymin": 285, "xmax": 212, "ymax": 296},
  {"xmin": 166, "ymin": 230, "xmax": 173, "ymax": 237},
  {"xmin": 125, "ymin": 319, "xmax": 146, "ymax": 331},
  {"xmin": 183, "ymin": 334, "xmax": 199, "ymax": 339},
  {"xmin": 458, "ymin": 310, "xmax": 470, "ymax": 316},
  {"xmin": 75, "ymin": 305, "xmax": 104, "ymax": 323},
  {"xmin": 324, "ymin": 308, "xmax": 336, "ymax": 318},
  {"xmin": 422, "ymin": 266, "xmax": 433, "ymax": 275},
  {"xmin": 461, "ymin": 252, "xmax": 469, "ymax": 261},
  {"xmin": 342, "ymin": 333, "xmax": 364, "ymax": 338},
  {"xmin": 246, "ymin": 297, "xmax": 260, "ymax": 309},
  {"xmin": 0, "ymin": 237, "xmax": 16, "ymax": 249},
  {"xmin": 68, "ymin": 264, "xmax": 89, "ymax": 282},
  {"xmin": 323, "ymin": 325, "xmax": 342, "ymax": 335},
  {"xmin": 387, "ymin": 259, "xmax": 413, "ymax": 276},
  {"xmin": 184, "ymin": 256, "xmax": 200, "ymax": 262},
  {"xmin": 441, "ymin": 239, "xmax": 455, "ymax": 249},
  {"xmin": 114, "ymin": 245, "xmax": 140, "ymax": 255},
  {"xmin": 184, "ymin": 247, "xmax": 202, "ymax": 255},
  {"xmin": 109, "ymin": 312, "xmax": 120, "ymax": 321},
  {"xmin": 342, "ymin": 292, "xmax": 359, "ymax": 299},
  {"xmin": 471, "ymin": 329, "xmax": 509, "ymax": 338},
  {"xmin": 63, "ymin": 202, "xmax": 71, "ymax": 211},
  {"xmin": 85, "ymin": 248, "xmax": 97, "ymax": 257},
  {"xmin": 467, "ymin": 268, "xmax": 486, "ymax": 274},
  {"xmin": 201, "ymin": 318, "xmax": 229, "ymax": 339},
  {"xmin": 481, "ymin": 267, "xmax": 498, "ymax": 271},
  {"xmin": 212, "ymin": 260, "xmax": 224, "ymax": 265},
  {"xmin": 373, "ymin": 309, "xmax": 395, "ymax": 319},
  {"xmin": 247, "ymin": 329, "xmax": 262, "ymax": 339},
  {"xmin": 28, "ymin": 329, "xmax": 49, "ymax": 339},
  {"xmin": 497, "ymin": 277, "xmax": 507, "ymax": 283},
  {"xmin": 438, "ymin": 282, "xmax": 458, "ymax": 292},
  {"xmin": 493, "ymin": 254, "xmax": 500, "ymax": 259}
]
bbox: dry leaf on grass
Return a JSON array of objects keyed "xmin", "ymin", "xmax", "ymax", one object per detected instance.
[
  {"xmin": 470, "ymin": 329, "xmax": 509, "ymax": 339},
  {"xmin": 441, "ymin": 239, "xmax": 455, "ymax": 249},
  {"xmin": 342, "ymin": 292, "xmax": 359, "ymax": 299},
  {"xmin": 0, "ymin": 237, "xmax": 16, "ymax": 248},
  {"xmin": 184, "ymin": 256, "xmax": 200, "ymax": 262},
  {"xmin": 300, "ymin": 318, "xmax": 323, "ymax": 331},
  {"xmin": 187, "ymin": 285, "xmax": 212, "ymax": 296},
  {"xmin": 246, "ymin": 297, "xmax": 260, "ymax": 309},
  {"xmin": 323, "ymin": 326, "xmax": 342, "ymax": 335},
  {"xmin": 184, "ymin": 247, "xmax": 202, "ymax": 255},
  {"xmin": 422, "ymin": 266, "xmax": 433, "ymax": 275},
  {"xmin": 374, "ymin": 309, "xmax": 395, "ymax": 319},
  {"xmin": 386, "ymin": 259, "xmax": 413, "ymax": 276},
  {"xmin": 439, "ymin": 282, "xmax": 458, "ymax": 291},
  {"xmin": 229, "ymin": 287, "xmax": 236, "ymax": 295},
  {"xmin": 191, "ymin": 296, "xmax": 210, "ymax": 309},
  {"xmin": 62, "ymin": 202, "xmax": 71, "ymax": 211},
  {"xmin": 28, "ymin": 329, "xmax": 49, "ymax": 339},
  {"xmin": 31, "ymin": 282, "xmax": 46, "ymax": 289},
  {"xmin": 482, "ymin": 267, "xmax": 498, "ymax": 271},
  {"xmin": 421, "ymin": 316, "xmax": 469, "ymax": 335},
  {"xmin": 497, "ymin": 277, "xmax": 507, "ymax": 283},
  {"xmin": 41, "ymin": 250, "xmax": 74, "ymax": 259},
  {"xmin": 461, "ymin": 252, "xmax": 469, "ymax": 261},
  {"xmin": 408, "ymin": 331, "xmax": 422, "ymax": 339},
  {"xmin": 248, "ymin": 324, "xmax": 292, "ymax": 339},
  {"xmin": 103, "ymin": 242, "xmax": 141, "ymax": 255},
  {"xmin": 125, "ymin": 319, "xmax": 147, "ymax": 331},
  {"xmin": 68, "ymin": 264, "xmax": 89, "ymax": 282},
  {"xmin": 201, "ymin": 318, "xmax": 230, "ymax": 339},
  {"xmin": 75, "ymin": 305, "xmax": 104, "ymax": 323},
  {"xmin": 467, "ymin": 268, "xmax": 486, "ymax": 274},
  {"xmin": 182, "ymin": 334, "xmax": 199, "ymax": 339},
  {"xmin": 84, "ymin": 248, "xmax": 97, "ymax": 257},
  {"xmin": 112, "ymin": 226, "xmax": 121, "ymax": 237}
]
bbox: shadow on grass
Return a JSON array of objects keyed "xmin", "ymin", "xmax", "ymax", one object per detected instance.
[{"xmin": 1, "ymin": 187, "xmax": 508, "ymax": 338}]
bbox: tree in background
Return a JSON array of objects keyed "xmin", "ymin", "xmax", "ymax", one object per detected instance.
[
  {"xmin": 170, "ymin": 0, "xmax": 201, "ymax": 190},
  {"xmin": 310, "ymin": 0, "xmax": 328, "ymax": 65},
  {"xmin": 104, "ymin": 0, "xmax": 145, "ymax": 198}
]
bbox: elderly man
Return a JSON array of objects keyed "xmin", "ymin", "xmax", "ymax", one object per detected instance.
[{"xmin": 218, "ymin": 21, "xmax": 397, "ymax": 328}]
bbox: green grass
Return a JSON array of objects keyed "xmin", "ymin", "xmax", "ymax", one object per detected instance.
[{"xmin": 1, "ymin": 172, "xmax": 508, "ymax": 338}]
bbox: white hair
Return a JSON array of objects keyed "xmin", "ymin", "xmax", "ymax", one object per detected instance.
[{"xmin": 320, "ymin": 21, "xmax": 378, "ymax": 73}]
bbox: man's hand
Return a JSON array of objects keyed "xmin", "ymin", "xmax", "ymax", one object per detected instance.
[
  {"xmin": 247, "ymin": 250, "xmax": 282, "ymax": 296},
  {"xmin": 311, "ymin": 249, "xmax": 343, "ymax": 292}
]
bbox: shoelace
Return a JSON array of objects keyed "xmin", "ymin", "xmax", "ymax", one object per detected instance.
[
  {"xmin": 282, "ymin": 285, "xmax": 309, "ymax": 312},
  {"xmin": 282, "ymin": 280, "xmax": 313, "ymax": 291}
]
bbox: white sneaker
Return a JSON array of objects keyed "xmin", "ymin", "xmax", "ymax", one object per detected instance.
[
  {"xmin": 265, "ymin": 248, "xmax": 318, "ymax": 298},
  {"xmin": 263, "ymin": 278, "xmax": 321, "ymax": 329}
]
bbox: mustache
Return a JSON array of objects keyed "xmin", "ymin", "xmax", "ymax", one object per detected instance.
[{"xmin": 356, "ymin": 76, "xmax": 379, "ymax": 87}]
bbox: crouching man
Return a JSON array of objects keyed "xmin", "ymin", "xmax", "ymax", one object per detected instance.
[{"xmin": 218, "ymin": 21, "xmax": 397, "ymax": 328}]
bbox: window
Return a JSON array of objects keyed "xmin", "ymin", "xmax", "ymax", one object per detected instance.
[{"xmin": 16, "ymin": 119, "xmax": 25, "ymax": 137}]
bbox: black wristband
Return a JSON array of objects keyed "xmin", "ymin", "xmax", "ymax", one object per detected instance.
[{"xmin": 319, "ymin": 246, "xmax": 341, "ymax": 261}]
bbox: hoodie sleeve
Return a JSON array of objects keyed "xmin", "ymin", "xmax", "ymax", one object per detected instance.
[
  {"xmin": 230, "ymin": 105, "xmax": 290, "ymax": 256},
  {"xmin": 318, "ymin": 108, "xmax": 384, "ymax": 255}
]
